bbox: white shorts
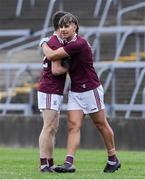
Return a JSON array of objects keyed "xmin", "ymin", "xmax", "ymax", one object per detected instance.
[
  {"xmin": 67, "ymin": 85, "xmax": 105, "ymax": 114},
  {"xmin": 37, "ymin": 91, "xmax": 63, "ymax": 112}
]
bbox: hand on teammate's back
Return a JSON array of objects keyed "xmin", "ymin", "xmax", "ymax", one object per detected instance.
[{"xmin": 39, "ymin": 37, "xmax": 50, "ymax": 47}]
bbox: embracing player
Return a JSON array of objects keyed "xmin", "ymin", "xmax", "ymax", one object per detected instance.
[
  {"xmin": 40, "ymin": 13, "xmax": 121, "ymax": 173},
  {"xmin": 37, "ymin": 11, "xmax": 69, "ymax": 173}
]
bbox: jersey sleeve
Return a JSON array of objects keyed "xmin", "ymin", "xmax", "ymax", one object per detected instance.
[{"xmin": 63, "ymin": 38, "xmax": 86, "ymax": 56}]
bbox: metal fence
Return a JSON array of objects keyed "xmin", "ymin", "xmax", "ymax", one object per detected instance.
[{"xmin": 0, "ymin": 0, "xmax": 145, "ymax": 117}]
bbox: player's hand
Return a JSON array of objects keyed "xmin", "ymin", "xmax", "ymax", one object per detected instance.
[{"xmin": 39, "ymin": 37, "xmax": 50, "ymax": 47}]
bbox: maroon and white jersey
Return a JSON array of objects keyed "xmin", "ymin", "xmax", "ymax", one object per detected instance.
[
  {"xmin": 38, "ymin": 35, "xmax": 66, "ymax": 95},
  {"xmin": 63, "ymin": 35, "xmax": 100, "ymax": 92}
]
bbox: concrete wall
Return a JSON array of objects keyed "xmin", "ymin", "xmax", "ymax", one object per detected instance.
[{"xmin": 0, "ymin": 115, "xmax": 145, "ymax": 150}]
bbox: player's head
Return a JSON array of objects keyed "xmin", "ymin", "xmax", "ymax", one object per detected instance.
[
  {"xmin": 52, "ymin": 11, "xmax": 68, "ymax": 31},
  {"xmin": 58, "ymin": 13, "xmax": 79, "ymax": 34}
]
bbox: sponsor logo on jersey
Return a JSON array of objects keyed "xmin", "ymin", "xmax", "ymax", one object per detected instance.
[{"xmin": 82, "ymin": 84, "xmax": 86, "ymax": 88}]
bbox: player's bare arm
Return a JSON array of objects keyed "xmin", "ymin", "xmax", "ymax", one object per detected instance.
[
  {"xmin": 39, "ymin": 38, "xmax": 68, "ymax": 75},
  {"xmin": 42, "ymin": 43, "xmax": 69, "ymax": 61},
  {"xmin": 52, "ymin": 60, "xmax": 68, "ymax": 75}
]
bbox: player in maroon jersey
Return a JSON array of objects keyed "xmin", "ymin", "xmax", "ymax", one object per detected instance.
[
  {"xmin": 40, "ymin": 13, "xmax": 121, "ymax": 173},
  {"xmin": 37, "ymin": 11, "xmax": 69, "ymax": 173}
]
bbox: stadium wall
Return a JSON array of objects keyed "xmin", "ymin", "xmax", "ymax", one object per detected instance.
[{"xmin": 0, "ymin": 115, "xmax": 145, "ymax": 150}]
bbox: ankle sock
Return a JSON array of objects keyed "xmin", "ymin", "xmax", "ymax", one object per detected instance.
[
  {"xmin": 108, "ymin": 154, "xmax": 117, "ymax": 162},
  {"xmin": 47, "ymin": 158, "xmax": 54, "ymax": 167},
  {"xmin": 107, "ymin": 155, "xmax": 118, "ymax": 165},
  {"xmin": 40, "ymin": 158, "xmax": 47, "ymax": 166},
  {"xmin": 65, "ymin": 155, "xmax": 74, "ymax": 165},
  {"xmin": 40, "ymin": 158, "xmax": 48, "ymax": 170}
]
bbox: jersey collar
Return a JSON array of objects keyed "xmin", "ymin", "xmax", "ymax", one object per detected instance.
[{"xmin": 53, "ymin": 32, "xmax": 64, "ymax": 44}]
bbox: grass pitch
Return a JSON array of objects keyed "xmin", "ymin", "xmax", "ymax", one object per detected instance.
[{"xmin": 0, "ymin": 147, "xmax": 145, "ymax": 179}]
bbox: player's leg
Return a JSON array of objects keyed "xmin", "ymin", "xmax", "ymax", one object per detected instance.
[
  {"xmin": 81, "ymin": 85, "xmax": 120, "ymax": 173},
  {"xmin": 65, "ymin": 109, "xmax": 84, "ymax": 165},
  {"xmin": 89, "ymin": 103, "xmax": 120, "ymax": 173},
  {"xmin": 90, "ymin": 110, "xmax": 121, "ymax": 172},
  {"xmin": 55, "ymin": 110, "xmax": 84, "ymax": 173},
  {"xmin": 55, "ymin": 91, "xmax": 85, "ymax": 173},
  {"xmin": 67, "ymin": 110, "xmax": 84, "ymax": 156},
  {"xmin": 90, "ymin": 110, "xmax": 115, "ymax": 154},
  {"xmin": 37, "ymin": 92, "xmax": 63, "ymax": 172},
  {"xmin": 51, "ymin": 60, "xmax": 68, "ymax": 75},
  {"xmin": 39, "ymin": 109, "xmax": 59, "ymax": 172}
]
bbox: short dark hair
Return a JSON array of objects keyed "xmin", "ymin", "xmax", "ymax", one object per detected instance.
[
  {"xmin": 58, "ymin": 13, "xmax": 79, "ymax": 33},
  {"xmin": 52, "ymin": 11, "xmax": 68, "ymax": 30}
]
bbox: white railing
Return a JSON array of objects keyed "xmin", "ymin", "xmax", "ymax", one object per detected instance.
[
  {"xmin": 0, "ymin": 63, "xmax": 40, "ymax": 115},
  {"xmin": 1, "ymin": 0, "xmax": 145, "ymax": 117},
  {"xmin": 116, "ymin": 1, "xmax": 145, "ymax": 49},
  {"xmin": 41, "ymin": 0, "xmax": 57, "ymax": 38},
  {"xmin": 0, "ymin": 62, "xmax": 145, "ymax": 118},
  {"xmin": 95, "ymin": 61, "xmax": 145, "ymax": 118},
  {"xmin": 80, "ymin": 25, "xmax": 145, "ymax": 63},
  {"xmin": 16, "ymin": 0, "xmax": 36, "ymax": 16}
]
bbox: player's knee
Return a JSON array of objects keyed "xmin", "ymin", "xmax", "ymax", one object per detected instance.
[
  {"xmin": 49, "ymin": 127, "xmax": 57, "ymax": 136},
  {"xmin": 94, "ymin": 120, "xmax": 107, "ymax": 131},
  {"xmin": 95, "ymin": 122, "xmax": 103, "ymax": 131},
  {"xmin": 68, "ymin": 121, "xmax": 81, "ymax": 132},
  {"xmin": 45, "ymin": 124, "xmax": 57, "ymax": 135},
  {"xmin": 51, "ymin": 124, "xmax": 58, "ymax": 134},
  {"xmin": 55, "ymin": 124, "xmax": 59, "ymax": 133},
  {"xmin": 95, "ymin": 121, "xmax": 114, "ymax": 137},
  {"xmin": 109, "ymin": 127, "xmax": 114, "ymax": 137}
]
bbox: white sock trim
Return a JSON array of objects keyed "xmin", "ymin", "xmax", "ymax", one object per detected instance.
[
  {"xmin": 41, "ymin": 164, "xmax": 48, "ymax": 169},
  {"xmin": 107, "ymin": 160, "xmax": 116, "ymax": 165},
  {"xmin": 65, "ymin": 161, "xmax": 72, "ymax": 165}
]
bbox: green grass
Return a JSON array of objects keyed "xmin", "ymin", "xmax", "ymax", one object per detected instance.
[{"xmin": 0, "ymin": 147, "xmax": 145, "ymax": 179}]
